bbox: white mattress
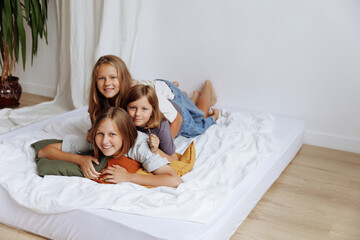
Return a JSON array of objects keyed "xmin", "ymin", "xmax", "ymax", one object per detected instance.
[{"xmin": 0, "ymin": 107, "xmax": 305, "ymax": 240}]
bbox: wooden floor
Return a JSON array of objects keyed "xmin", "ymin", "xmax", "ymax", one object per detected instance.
[
  {"xmin": 231, "ymin": 145, "xmax": 360, "ymax": 240},
  {"xmin": 1, "ymin": 94, "xmax": 359, "ymax": 240},
  {"xmin": 15, "ymin": 92, "xmax": 53, "ymax": 109}
]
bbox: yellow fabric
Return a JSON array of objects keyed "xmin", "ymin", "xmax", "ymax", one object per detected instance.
[
  {"xmin": 172, "ymin": 141, "xmax": 196, "ymax": 176},
  {"xmin": 136, "ymin": 141, "xmax": 196, "ymax": 177}
]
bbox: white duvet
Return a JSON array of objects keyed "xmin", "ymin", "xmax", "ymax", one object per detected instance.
[{"xmin": 0, "ymin": 109, "xmax": 278, "ymax": 223}]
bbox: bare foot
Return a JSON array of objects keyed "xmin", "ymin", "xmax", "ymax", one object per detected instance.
[
  {"xmin": 205, "ymin": 80, "xmax": 217, "ymax": 106},
  {"xmin": 209, "ymin": 109, "xmax": 220, "ymax": 121},
  {"xmin": 173, "ymin": 81, "xmax": 179, "ymax": 87},
  {"xmin": 191, "ymin": 90, "xmax": 200, "ymax": 104}
]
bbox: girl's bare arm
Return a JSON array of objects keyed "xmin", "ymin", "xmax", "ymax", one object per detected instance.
[
  {"xmin": 149, "ymin": 134, "xmax": 178, "ymax": 162},
  {"xmin": 169, "ymin": 112, "xmax": 182, "ymax": 139},
  {"xmin": 38, "ymin": 143, "xmax": 100, "ymax": 179},
  {"xmin": 154, "ymin": 149, "xmax": 178, "ymax": 162},
  {"xmin": 101, "ymin": 164, "xmax": 182, "ymax": 188}
]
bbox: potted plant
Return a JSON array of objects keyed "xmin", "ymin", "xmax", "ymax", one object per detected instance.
[{"xmin": 0, "ymin": 0, "xmax": 48, "ymax": 108}]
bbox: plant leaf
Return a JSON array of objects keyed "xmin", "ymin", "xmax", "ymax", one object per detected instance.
[
  {"xmin": 24, "ymin": 0, "xmax": 31, "ymax": 24},
  {"xmin": 41, "ymin": 0, "xmax": 48, "ymax": 43},
  {"xmin": 30, "ymin": 0, "xmax": 38, "ymax": 64},
  {"xmin": 2, "ymin": 0, "xmax": 12, "ymax": 59},
  {"xmin": 1, "ymin": 0, "xmax": 49, "ymax": 77},
  {"xmin": 16, "ymin": 0, "xmax": 26, "ymax": 70}
]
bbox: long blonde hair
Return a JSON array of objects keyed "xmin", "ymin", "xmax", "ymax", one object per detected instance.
[
  {"xmin": 88, "ymin": 55, "xmax": 132, "ymax": 124},
  {"xmin": 125, "ymin": 84, "xmax": 165, "ymax": 129},
  {"xmin": 88, "ymin": 107, "xmax": 138, "ymax": 158}
]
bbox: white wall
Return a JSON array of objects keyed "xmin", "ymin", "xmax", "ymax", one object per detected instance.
[
  {"xmin": 130, "ymin": 0, "xmax": 360, "ymax": 153},
  {"xmin": 16, "ymin": 0, "xmax": 360, "ymax": 153},
  {"xmin": 13, "ymin": 0, "xmax": 59, "ymax": 98}
]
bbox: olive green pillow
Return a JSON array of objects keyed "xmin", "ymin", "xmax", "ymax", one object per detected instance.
[{"xmin": 31, "ymin": 139, "xmax": 108, "ymax": 177}]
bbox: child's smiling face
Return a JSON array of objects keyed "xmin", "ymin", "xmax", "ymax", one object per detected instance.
[
  {"xmin": 96, "ymin": 64, "xmax": 120, "ymax": 99},
  {"xmin": 127, "ymin": 96, "xmax": 153, "ymax": 128},
  {"xmin": 95, "ymin": 118, "xmax": 124, "ymax": 157}
]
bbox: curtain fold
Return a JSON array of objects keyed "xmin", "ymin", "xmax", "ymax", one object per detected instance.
[{"xmin": 59, "ymin": 0, "xmax": 141, "ymax": 108}]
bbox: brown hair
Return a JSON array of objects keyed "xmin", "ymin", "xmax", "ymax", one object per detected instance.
[
  {"xmin": 88, "ymin": 107, "xmax": 138, "ymax": 158},
  {"xmin": 125, "ymin": 84, "xmax": 164, "ymax": 129},
  {"xmin": 88, "ymin": 55, "xmax": 132, "ymax": 124}
]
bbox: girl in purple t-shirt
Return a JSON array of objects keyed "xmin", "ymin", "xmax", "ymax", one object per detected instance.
[{"xmin": 126, "ymin": 84, "xmax": 180, "ymax": 162}]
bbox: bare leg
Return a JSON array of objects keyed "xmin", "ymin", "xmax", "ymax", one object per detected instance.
[
  {"xmin": 173, "ymin": 80, "xmax": 218, "ymax": 119},
  {"xmin": 172, "ymin": 81, "xmax": 190, "ymax": 97},
  {"xmin": 209, "ymin": 109, "xmax": 220, "ymax": 121},
  {"xmin": 196, "ymin": 80, "xmax": 217, "ymax": 118},
  {"xmin": 207, "ymin": 80, "xmax": 217, "ymax": 106},
  {"xmin": 191, "ymin": 90, "xmax": 200, "ymax": 104}
]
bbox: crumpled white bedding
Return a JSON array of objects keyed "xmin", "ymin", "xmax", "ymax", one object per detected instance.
[
  {"xmin": 0, "ymin": 101, "xmax": 70, "ymax": 134},
  {"xmin": 0, "ymin": 109, "xmax": 278, "ymax": 223}
]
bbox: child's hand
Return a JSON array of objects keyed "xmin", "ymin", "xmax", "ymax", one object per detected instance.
[
  {"xmin": 100, "ymin": 165, "xmax": 130, "ymax": 184},
  {"xmin": 78, "ymin": 155, "xmax": 100, "ymax": 179},
  {"xmin": 149, "ymin": 134, "xmax": 160, "ymax": 154}
]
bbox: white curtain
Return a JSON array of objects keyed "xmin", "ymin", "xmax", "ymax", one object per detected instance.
[
  {"xmin": 0, "ymin": 0, "xmax": 141, "ymax": 134},
  {"xmin": 57, "ymin": 0, "xmax": 141, "ymax": 108}
]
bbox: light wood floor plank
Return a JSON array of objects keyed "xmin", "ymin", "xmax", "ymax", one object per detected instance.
[
  {"xmin": 231, "ymin": 145, "xmax": 360, "ymax": 240},
  {"xmin": 0, "ymin": 223, "xmax": 46, "ymax": 240},
  {"xmin": 15, "ymin": 92, "xmax": 53, "ymax": 109}
]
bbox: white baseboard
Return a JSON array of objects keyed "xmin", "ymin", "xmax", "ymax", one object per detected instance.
[
  {"xmin": 304, "ymin": 130, "xmax": 360, "ymax": 154},
  {"xmin": 20, "ymin": 82, "xmax": 57, "ymax": 98}
]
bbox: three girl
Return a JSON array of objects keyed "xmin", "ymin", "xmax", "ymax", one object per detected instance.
[{"xmin": 36, "ymin": 55, "xmax": 219, "ymax": 187}]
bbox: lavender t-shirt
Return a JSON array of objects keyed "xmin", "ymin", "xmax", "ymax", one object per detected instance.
[{"xmin": 137, "ymin": 120, "xmax": 176, "ymax": 155}]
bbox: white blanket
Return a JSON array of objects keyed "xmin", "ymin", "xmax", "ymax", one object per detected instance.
[
  {"xmin": 0, "ymin": 101, "xmax": 71, "ymax": 134},
  {"xmin": 0, "ymin": 110, "xmax": 278, "ymax": 223}
]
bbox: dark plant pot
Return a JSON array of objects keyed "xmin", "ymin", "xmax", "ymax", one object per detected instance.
[{"xmin": 0, "ymin": 76, "xmax": 22, "ymax": 108}]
